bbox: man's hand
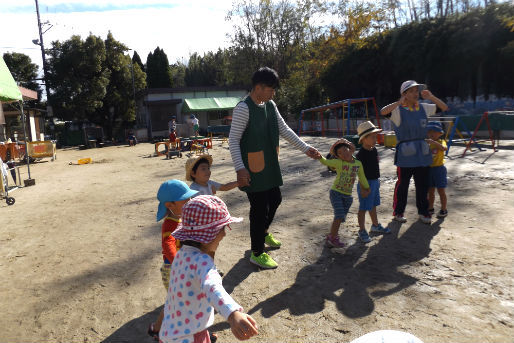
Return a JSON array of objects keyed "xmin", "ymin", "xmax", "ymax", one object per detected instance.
[
  {"xmin": 361, "ymin": 187, "xmax": 371, "ymax": 198},
  {"xmin": 237, "ymin": 168, "xmax": 251, "ymax": 187},
  {"xmin": 305, "ymin": 147, "xmax": 320, "ymax": 159}
]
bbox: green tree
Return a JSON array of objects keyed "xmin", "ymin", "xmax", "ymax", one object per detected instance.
[
  {"xmin": 94, "ymin": 32, "xmax": 147, "ymax": 138},
  {"xmin": 322, "ymin": 3, "xmax": 514, "ymax": 106},
  {"xmin": 184, "ymin": 50, "xmax": 232, "ymax": 87},
  {"xmin": 3, "ymin": 52, "xmax": 41, "ymax": 93},
  {"xmin": 46, "ymin": 33, "xmax": 146, "ymax": 138},
  {"xmin": 46, "ymin": 34, "xmax": 110, "ymax": 121},
  {"xmin": 132, "ymin": 50, "xmax": 144, "ymax": 72},
  {"xmin": 170, "ymin": 62, "xmax": 186, "ymax": 87},
  {"xmin": 146, "ymin": 47, "xmax": 173, "ymax": 88}
]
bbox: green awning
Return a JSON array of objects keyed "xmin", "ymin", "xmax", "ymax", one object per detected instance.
[
  {"xmin": 182, "ymin": 97, "xmax": 242, "ymax": 113},
  {"xmin": 0, "ymin": 57, "xmax": 22, "ymax": 102}
]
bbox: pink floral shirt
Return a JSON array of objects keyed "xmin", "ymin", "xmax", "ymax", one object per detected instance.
[{"xmin": 159, "ymin": 245, "xmax": 242, "ymax": 343}]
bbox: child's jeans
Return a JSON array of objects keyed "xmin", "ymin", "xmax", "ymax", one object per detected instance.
[{"xmin": 329, "ymin": 189, "xmax": 353, "ymax": 221}]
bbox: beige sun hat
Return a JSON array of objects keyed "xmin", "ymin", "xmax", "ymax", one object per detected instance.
[
  {"xmin": 185, "ymin": 154, "xmax": 213, "ymax": 181},
  {"xmin": 357, "ymin": 121, "xmax": 382, "ymax": 143}
]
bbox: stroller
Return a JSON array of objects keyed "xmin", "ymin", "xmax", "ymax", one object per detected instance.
[{"xmin": 0, "ymin": 157, "xmax": 18, "ymax": 205}]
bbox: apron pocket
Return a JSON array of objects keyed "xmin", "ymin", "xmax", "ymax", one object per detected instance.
[
  {"xmin": 400, "ymin": 142, "xmax": 417, "ymax": 157},
  {"xmin": 421, "ymin": 141, "xmax": 430, "ymax": 155},
  {"xmin": 248, "ymin": 151, "xmax": 265, "ymax": 173}
]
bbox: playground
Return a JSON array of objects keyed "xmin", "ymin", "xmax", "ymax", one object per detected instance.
[{"xmin": 1, "ymin": 137, "xmax": 513, "ymax": 342}]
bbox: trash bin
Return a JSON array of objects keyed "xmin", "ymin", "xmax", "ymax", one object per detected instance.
[{"xmin": 384, "ymin": 132, "xmax": 397, "ymax": 147}]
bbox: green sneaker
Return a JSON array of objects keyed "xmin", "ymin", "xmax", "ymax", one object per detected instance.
[
  {"xmin": 250, "ymin": 252, "xmax": 278, "ymax": 269},
  {"xmin": 264, "ymin": 233, "xmax": 282, "ymax": 248}
]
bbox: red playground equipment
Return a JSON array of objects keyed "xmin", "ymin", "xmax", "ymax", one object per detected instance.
[{"xmin": 299, "ymin": 97, "xmax": 381, "ymax": 136}]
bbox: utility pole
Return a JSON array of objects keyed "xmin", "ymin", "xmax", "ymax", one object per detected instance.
[{"xmin": 34, "ymin": 0, "xmax": 52, "ymax": 118}]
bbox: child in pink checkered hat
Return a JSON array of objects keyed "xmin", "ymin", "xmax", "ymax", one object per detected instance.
[{"xmin": 159, "ymin": 195, "xmax": 258, "ymax": 343}]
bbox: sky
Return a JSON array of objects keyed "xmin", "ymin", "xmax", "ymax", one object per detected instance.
[{"xmin": 0, "ymin": 0, "xmax": 236, "ymax": 74}]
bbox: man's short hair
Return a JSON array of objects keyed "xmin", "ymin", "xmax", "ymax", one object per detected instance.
[{"xmin": 252, "ymin": 67, "xmax": 280, "ymax": 89}]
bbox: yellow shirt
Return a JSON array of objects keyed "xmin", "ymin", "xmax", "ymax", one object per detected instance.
[
  {"xmin": 319, "ymin": 157, "xmax": 369, "ymax": 195},
  {"xmin": 430, "ymin": 139, "xmax": 447, "ymax": 167}
]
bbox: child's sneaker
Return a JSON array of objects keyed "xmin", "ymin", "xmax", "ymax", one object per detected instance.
[
  {"xmin": 326, "ymin": 234, "xmax": 345, "ymax": 248},
  {"xmin": 428, "ymin": 208, "xmax": 435, "ymax": 215},
  {"xmin": 358, "ymin": 230, "xmax": 371, "ymax": 243},
  {"xmin": 393, "ymin": 214, "xmax": 407, "ymax": 223},
  {"xmin": 264, "ymin": 233, "xmax": 282, "ymax": 248},
  {"xmin": 419, "ymin": 214, "xmax": 432, "ymax": 224},
  {"xmin": 437, "ymin": 209, "xmax": 448, "ymax": 218},
  {"xmin": 370, "ymin": 223, "xmax": 391, "ymax": 234},
  {"xmin": 250, "ymin": 252, "xmax": 278, "ymax": 269}
]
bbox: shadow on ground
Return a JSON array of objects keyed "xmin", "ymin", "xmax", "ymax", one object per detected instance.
[
  {"xmin": 101, "ymin": 307, "xmax": 161, "ymax": 343},
  {"xmin": 101, "ymin": 219, "xmax": 442, "ymax": 341},
  {"xmin": 247, "ymin": 219, "xmax": 442, "ymax": 319}
]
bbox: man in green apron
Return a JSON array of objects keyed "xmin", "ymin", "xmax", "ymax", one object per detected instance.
[{"xmin": 229, "ymin": 67, "xmax": 319, "ymax": 269}]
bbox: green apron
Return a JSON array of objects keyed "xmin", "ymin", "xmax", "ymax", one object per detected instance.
[{"xmin": 240, "ymin": 96, "xmax": 282, "ymax": 193}]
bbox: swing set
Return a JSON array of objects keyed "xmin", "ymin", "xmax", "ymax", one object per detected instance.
[
  {"xmin": 433, "ymin": 111, "xmax": 513, "ymax": 157},
  {"xmin": 298, "ymin": 97, "xmax": 381, "ymax": 137}
]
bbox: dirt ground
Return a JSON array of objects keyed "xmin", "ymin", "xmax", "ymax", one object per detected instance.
[{"xmin": 1, "ymin": 136, "xmax": 513, "ymax": 343}]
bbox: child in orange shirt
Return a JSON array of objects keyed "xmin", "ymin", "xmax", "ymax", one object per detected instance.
[{"xmin": 148, "ymin": 180, "xmax": 198, "ymax": 340}]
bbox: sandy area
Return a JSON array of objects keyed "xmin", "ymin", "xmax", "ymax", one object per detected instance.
[{"xmin": 1, "ymin": 137, "xmax": 513, "ymax": 343}]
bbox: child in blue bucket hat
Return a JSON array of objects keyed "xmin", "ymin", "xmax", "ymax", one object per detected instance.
[
  {"xmin": 425, "ymin": 121, "xmax": 448, "ymax": 218},
  {"xmin": 148, "ymin": 180, "xmax": 198, "ymax": 341}
]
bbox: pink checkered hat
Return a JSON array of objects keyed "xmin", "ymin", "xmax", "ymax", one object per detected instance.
[{"xmin": 172, "ymin": 195, "xmax": 243, "ymax": 243}]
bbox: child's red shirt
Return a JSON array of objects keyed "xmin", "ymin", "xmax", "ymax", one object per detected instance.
[{"xmin": 162, "ymin": 216, "xmax": 180, "ymax": 264}]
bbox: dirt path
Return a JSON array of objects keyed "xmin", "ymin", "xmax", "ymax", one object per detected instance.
[{"xmin": 1, "ymin": 138, "xmax": 513, "ymax": 342}]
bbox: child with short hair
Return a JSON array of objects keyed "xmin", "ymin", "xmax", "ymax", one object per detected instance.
[
  {"xmin": 186, "ymin": 154, "xmax": 239, "ymax": 195},
  {"xmin": 148, "ymin": 180, "xmax": 199, "ymax": 340},
  {"xmin": 160, "ymin": 195, "xmax": 259, "ymax": 343},
  {"xmin": 314, "ymin": 138, "xmax": 370, "ymax": 248},
  {"xmin": 426, "ymin": 121, "xmax": 448, "ymax": 218},
  {"xmin": 356, "ymin": 121, "xmax": 391, "ymax": 243},
  {"xmin": 169, "ymin": 117, "xmax": 177, "ymax": 143}
]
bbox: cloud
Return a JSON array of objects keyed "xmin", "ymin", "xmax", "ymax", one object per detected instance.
[
  {"xmin": 0, "ymin": 0, "xmax": 235, "ymax": 71},
  {"xmin": 1, "ymin": 0, "xmax": 232, "ymax": 13}
]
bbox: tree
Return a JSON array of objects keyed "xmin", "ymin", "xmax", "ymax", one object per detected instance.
[
  {"xmin": 46, "ymin": 34, "xmax": 110, "ymax": 121},
  {"xmin": 184, "ymin": 50, "xmax": 232, "ymax": 87},
  {"xmin": 45, "ymin": 33, "xmax": 146, "ymax": 138},
  {"xmin": 321, "ymin": 3, "xmax": 514, "ymax": 106},
  {"xmin": 146, "ymin": 47, "xmax": 173, "ymax": 88},
  {"xmin": 226, "ymin": 0, "xmax": 327, "ymax": 79},
  {"xmin": 132, "ymin": 50, "xmax": 144, "ymax": 72},
  {"xmin": 3, "ymin": 52, "xmax": 41, "ymax": 94},
  {"xmin": 170, "ymin": 62, "xmax": 186, "ymax": 87},
  {"xmin": 94, "ymin": 32, "xmax": 147, "ymax": 138}
]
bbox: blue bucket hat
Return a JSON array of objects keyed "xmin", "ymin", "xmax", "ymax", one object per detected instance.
[
  {"xmin": 426, "ymin": 121, "xmax": 444, "ymax": 133},
  {"xmin": 156, "ymin": 180, "xmax": 198, "ymax": 221}
]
